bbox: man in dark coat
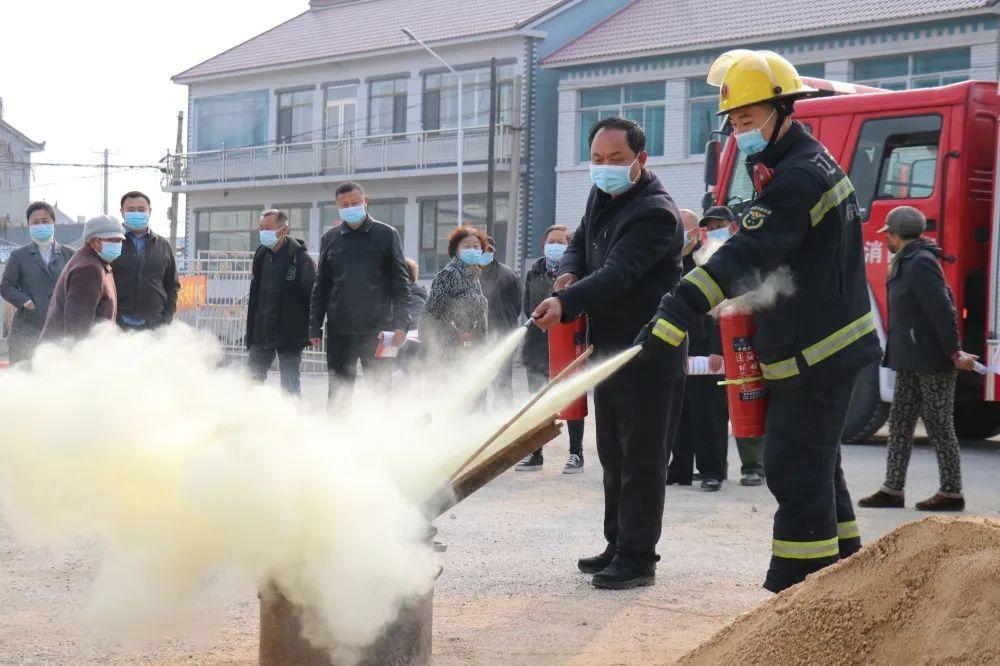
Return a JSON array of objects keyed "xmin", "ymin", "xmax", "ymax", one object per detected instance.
[
  {"xmin": 479, "ymin": 237, "xmax": 522, "ymax": 406},
  {"xmin": 666, "ymin": 209, "xmax": 729, "ymax": 490},
  {"xmin": 310, "ymin": 181, "xmax": 410, "ymax": 402},
  {"xmin": 1, "ymin": 202, "xmax": 74, "ymax": 364},
  {"xmin": 533, "ymin": 117, "xmax": 686, "ymax": 589},
  {"xmin": 859, "ymin": 206, "xmax": 976, "ymax": 512},
  {"xmin": 112, "ymin": 191, "xmax": 180, "ymax": 331},
  {"xmin": 245, "ymin": 209, "xmax": 317, "ymax": 395},
  {"xmin": 41, "ymin": 215, "xmax": 123, "ymax": 342}
]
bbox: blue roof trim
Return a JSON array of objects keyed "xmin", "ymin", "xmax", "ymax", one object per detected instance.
[{"xmin": 555, "ymin": 15, "xmax": 998, "ymax": 80}]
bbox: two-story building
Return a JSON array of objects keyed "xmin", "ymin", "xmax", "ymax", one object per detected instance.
[
  {"xmin": 0, "ymin": 103, "xmax": 45, "ymax": 230},
  {"xmin": 543, "ymin": 0, "xmax": 1000, "ymax": 227},
  {"xmin": 166, "ymin": 0, "xmax": 631, "ymax": 273}
]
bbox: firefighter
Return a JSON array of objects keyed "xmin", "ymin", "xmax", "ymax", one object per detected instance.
[{"xmin": 637, "ymin": 50, "xmax": 881, "ymax": 592}]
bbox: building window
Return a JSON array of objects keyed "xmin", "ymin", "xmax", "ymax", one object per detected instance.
[
  {"xmin": 578, "ymin": 82, "xmax": 665, "ymax": 161},
  {"xmin": 422, "ymin": 65, "xmax": 516, "ymax": 131},
  {"xmin": 277, "ymin": 90, "xmax": 314, "ymax": 145},
  {"xmin": 367, "ymin": 201, "xmax": 406, "ymax": 246},
  {"xmin": 419, "ymin": 196, "xmax": 508, "ymax": 275},
  {"xmin": 688, "ymin": 79, "xmax": 719, "ymax": 157},
  {"xmin": 369, "ymin": 77, "xmax": 408, "ymax": 136},
  {"xmin": 192, "ymin": 91, "xmax": 269, "ymax": 151},
  {"xmin": 852, "ymin": 48, "xmax": 970, "ymax": 90},
  {"xmin": 194, "ymin": 209, "xmax": 261, "ymax": 252},
  {"xmin": 324, "ymin": 85, "xmax": 358, "ymax": 140},
  {"xmin": 795, "ymin": 63, "xmax": 826, "ymax": 79}
]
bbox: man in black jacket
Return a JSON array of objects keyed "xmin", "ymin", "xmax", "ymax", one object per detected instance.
[
  {"xmin": 479, "ymin": 237, "xmax": 522, "ymax": 406},
  {"xmin": 112, "ymin": 191, "xmax": 180, "ymax": 330},
  {"xmin": 246, "ymin": 209, "xmax": 316, "ymax": 395},
  {"xmin": 533, "ymin": 117, "xmax": 686, "ymax": 589},
  {"xmin": 666, "ymin": 209, "xmax": 729, "ymax": 491},
  {"xmin": 643, "ymin": 51, "xmax": 880, "ymax": 592},
  {"xmin": 859, "ymin": 206, "xmax": 976, "ymax": 512},
  {"xmin": 310, "ymin": 181, "xmax": 410, "ymax": 402}
]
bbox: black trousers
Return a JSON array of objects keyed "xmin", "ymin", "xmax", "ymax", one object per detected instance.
[
  {"xmin": 763, "ymin": 373, "xmax": 861, "ymax": 593},
  {"xmin": 248, "ymin": 345, "xmax": 302, "ymax": 395},
  {"xmin": 594, "ymin": 378, "xmax": 685, "ymax": 565},
  {"xmin": 668, "ymin": 376, "xmax": 729, "ymax": 483},
  {"xmin": 325, "ymin": 332, "xmax": 382, "ymax": 402}
]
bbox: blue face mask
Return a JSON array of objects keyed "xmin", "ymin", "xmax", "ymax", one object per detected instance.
[
  {"xmin": 544, "ymin": 243, "xmax": 566, "ymax": 263},
  {"xmin": 478, "ymin": 252, "xmax": 495, "ymax": 266},
  {"xmin": 458, "ymin": 248, "xmax": 483, "ymax": 266},
  {"xmin": 707, "ymin": 227, "xmax": 732, "ymax": 243},
  {"xmin": 589, "ymin": 158, "xmax": 638, "ymax": 195},
  {"xmin": 98, "ymin": 240, "xmax": 123, "ymax": 263},
  {"xmin": 29, "ymin": 224, "xmax": 54, "ymax": 243},
  {"xmin": 339, "ymin": 205, "xmax": 367, "ymax": 227},
  {"xmin": 123, "ymin": 211, "xmax": 149, "ymax": 231},
  {"xmin": 259, "ymin": 229, "xmax": 280, "ymax": 249},
  {"xmin": 734, "ymin": 110, "xmax": 776, "ymax": 156}
]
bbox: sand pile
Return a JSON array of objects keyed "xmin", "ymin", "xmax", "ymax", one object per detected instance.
[{"xmin": 681, "ymin": 517, "xmax": 1000, "ymax": 666}]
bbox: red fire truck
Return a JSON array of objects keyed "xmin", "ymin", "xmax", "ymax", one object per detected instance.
[{"xmin": 703, "ymin": 79, "xmax": 1000, "ymax": 442}]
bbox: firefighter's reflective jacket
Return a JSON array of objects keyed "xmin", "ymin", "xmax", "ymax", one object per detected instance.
[{"xmin": 653, "ymin": 121, "xmax": 881, "ymax": 389}]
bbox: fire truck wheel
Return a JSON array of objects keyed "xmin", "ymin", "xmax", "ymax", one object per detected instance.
[
  {"xmin": 953, "ymin": 402, "xmax": 1000, "ymax": 440},
  {"xmin": 842, "ymin": 361, "xmax": 890, "ymax": 444}
]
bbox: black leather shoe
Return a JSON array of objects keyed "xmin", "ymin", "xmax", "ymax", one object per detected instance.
[
  {"xmin": 592, "ymin": 558, "xmax": 655, "ymax": 589},
  {"xmin": 577, "ymin": 545, "xmax": 615, "ymax": 574}
]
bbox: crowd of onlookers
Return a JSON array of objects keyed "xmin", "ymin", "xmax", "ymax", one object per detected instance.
[{"xmin": 0, "ymin": 183, "xmax": 978, "ymax": 503}]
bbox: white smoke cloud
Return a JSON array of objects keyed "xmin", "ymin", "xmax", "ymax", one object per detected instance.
[
  {"xmin": 0, "ymin": 324, "xmax": 484, "ymax": 662},
  {"xmin": 0, "ymin": 322, "xmax": 615, "ymax": 662},
  {"xmin": 715, "ymin": 265, "xmax": 796, "ymax": 316},
  {"xmin": 693, "ymin": 237, "xmax": 726, "ymax": 266}
]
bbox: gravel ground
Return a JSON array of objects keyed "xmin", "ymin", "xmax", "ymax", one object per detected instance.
[{"xmin": 1, "ymin": 371, "xmax": 999, "ymax": 665}]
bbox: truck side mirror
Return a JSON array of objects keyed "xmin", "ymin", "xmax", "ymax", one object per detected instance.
[{"xmin": 704, "ymin": 139, "xmax": 721, "ymax": 186}]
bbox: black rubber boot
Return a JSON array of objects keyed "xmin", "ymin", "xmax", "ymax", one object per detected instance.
[
  {"xmin": 592, "ymin": 557, "xmax": 655, "ymax": 590},
  {"xmin": 577, "ymin": 544, "xmax": 615, "ymax": 574}
]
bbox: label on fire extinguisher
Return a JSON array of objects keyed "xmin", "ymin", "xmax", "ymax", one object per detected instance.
[{"xmin": 732, "ymin": 336, "xmax": 765, "ymax": 400}]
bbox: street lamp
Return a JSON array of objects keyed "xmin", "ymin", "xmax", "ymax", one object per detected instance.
[{"xmin": 402, "ymin": 27, "xmax": 463, "ymax": 224}]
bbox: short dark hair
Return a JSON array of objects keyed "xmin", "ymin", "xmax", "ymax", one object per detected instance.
[
  {"xmin": 26, "ymin": 201, "xmax": 56, "ymax": 222},
  {"xmin": 260, "ymin": 209, "xmax": 289, "ymax": 226},
  {"xmin": 588, "ymin": 117, "xmax": 645, "ymax": 155},
  {"xmin": 120, "ymin": 190, "xmax": 151, "ymax": 208},
  {"xmin": 540, "ymin": 224, "xmax": 570, "ymax": 249},
  {"xmin": 335, "ymin": 181, "xmax": 365, "ymax": 198},
  {"xmin": 447, "ymin": 225, "xmax": 488, "ymax": 258}
]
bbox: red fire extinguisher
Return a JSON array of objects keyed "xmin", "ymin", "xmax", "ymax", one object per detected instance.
[
  {"xmin": 718, "ymin": 310, "xmax": 768, "ymax": 438},
  {"xmin": 548, "ymin": 316, "xmax": 589, "ymax": 420}
]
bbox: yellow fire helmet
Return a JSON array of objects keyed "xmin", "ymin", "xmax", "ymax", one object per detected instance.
[{"xmin": 708, "ymin": 49, "xmax": 818, "ymax": 114}]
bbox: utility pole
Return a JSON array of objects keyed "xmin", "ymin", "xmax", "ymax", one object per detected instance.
[
  {"xmin": 169, "ymin": 111, "xmax": 184, "ymax": 249},
  {"xmin": 102, "ymin": 148, "xmax": 109, "ymax": 215},
  {"xmin": 486, "ymin": 57, "xmax": 498, "ymax": 240}
]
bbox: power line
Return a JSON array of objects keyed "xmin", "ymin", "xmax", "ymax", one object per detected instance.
[{"xmin": 0, "ymin": 159, "xmax": 163, "ymax": 170}]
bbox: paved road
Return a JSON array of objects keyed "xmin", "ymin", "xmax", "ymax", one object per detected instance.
[{"xmin": 0, "ymin": 371, "xmax": 998, "ymax": 664}]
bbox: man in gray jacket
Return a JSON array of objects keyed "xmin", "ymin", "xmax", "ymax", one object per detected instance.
[{"xmin": 1, "ymin": 202, "xmax": 74, "ymax": 364}]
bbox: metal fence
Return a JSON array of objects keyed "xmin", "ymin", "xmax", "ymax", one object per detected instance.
[{"xmin": 178, "ymin": 251, "xmax": 327, "ymax": 373}]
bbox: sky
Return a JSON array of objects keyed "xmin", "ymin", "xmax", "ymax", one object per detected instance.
[{"xmin": 4, "ymin": 0, "xmax": 302, "ymax": 237}]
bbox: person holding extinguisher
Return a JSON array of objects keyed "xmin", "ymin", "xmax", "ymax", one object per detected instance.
[
  {"xmin": 638, "ymin": 50, "xmax": 880, "ymax": 593},
  {"xmin": 533, "ymin": 117, "xmax": 686, "ymax": 590},
  {"xmin": 518, "ymin": 224, "xmax": 586, "ymax": 474}
]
